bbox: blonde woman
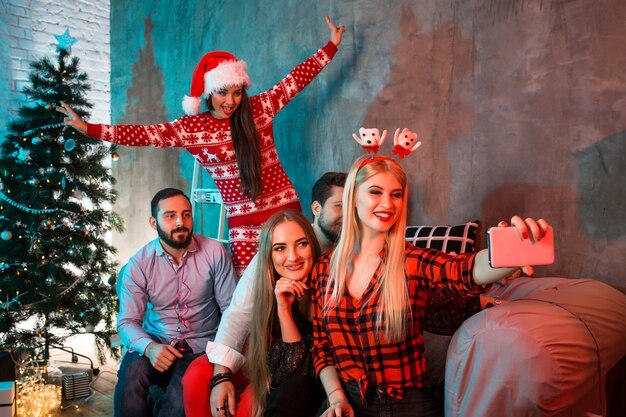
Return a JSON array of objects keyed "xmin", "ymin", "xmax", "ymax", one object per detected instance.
[
  {"xmin": 184, "ymin": 209, "xmax": 324, "ymax": 417},
  {"xmin": 312, "ymin": 156, "xmax": 549, "ymax": 417}
]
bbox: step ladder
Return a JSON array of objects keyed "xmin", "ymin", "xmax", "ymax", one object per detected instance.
[{"xmin": 190, "ymin": 158, "xmax": 228, "ymax": 244}]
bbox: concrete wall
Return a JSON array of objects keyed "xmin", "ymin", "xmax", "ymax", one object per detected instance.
[
  {"xmin": 108, "ymin": 13, "xmax": 187, "ymax": 265},
  {"xmin": 107, "ymin": 0, "xmax": 626, "ymax": 292}
]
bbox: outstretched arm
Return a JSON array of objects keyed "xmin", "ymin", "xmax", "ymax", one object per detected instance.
[{"xmin": 473, "ymin": 216, "xmax": 550, "ymax": 285}]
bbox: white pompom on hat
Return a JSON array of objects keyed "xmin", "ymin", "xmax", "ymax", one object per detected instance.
[{"xmin": 182, "ymin": 51, "xmax": 252, "ymax": 115}]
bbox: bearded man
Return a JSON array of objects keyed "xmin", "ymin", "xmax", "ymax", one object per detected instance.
[{"xmin": 115, "ymin": 187, "xmax": 237, "ymax": 417}]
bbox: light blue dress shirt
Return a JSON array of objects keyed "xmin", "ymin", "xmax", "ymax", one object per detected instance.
[{"xmin": 116, "ymin": 234, "xmax": 237, "ymax": 355}]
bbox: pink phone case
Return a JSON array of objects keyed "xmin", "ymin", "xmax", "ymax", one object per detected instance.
[{"xmin": 487, "ymin": 226, "xmax": 554, "ymax": 268}]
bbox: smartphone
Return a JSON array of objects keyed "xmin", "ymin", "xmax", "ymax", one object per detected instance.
[{"xmin": 487, "ymin": 226, "xmax": 554, "ymax": 268}]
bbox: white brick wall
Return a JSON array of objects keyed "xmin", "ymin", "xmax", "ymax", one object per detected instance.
[{"xmin": 2, "ymin": 0, "xmax": 111, "ymax": 125}]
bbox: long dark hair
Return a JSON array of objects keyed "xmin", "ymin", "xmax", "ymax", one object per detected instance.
[{"xmin": 208, "ymin": 89, "xmax": 263, "ymax": 201}]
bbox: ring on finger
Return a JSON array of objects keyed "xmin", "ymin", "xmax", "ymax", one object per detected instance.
[{"xmin": 216, "ymin": 406, "xmax": 224, "ymax": 412}]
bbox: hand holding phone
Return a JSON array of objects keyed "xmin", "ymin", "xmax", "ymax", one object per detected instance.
[{"xmin": 488, "ymin": 225, "xmax": 554, "ymax": 268}]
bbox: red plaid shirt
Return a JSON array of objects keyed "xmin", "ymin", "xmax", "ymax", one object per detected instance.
[{"xmin": 312, "ymin": 243, "xmax": 486, "ymax": 399}]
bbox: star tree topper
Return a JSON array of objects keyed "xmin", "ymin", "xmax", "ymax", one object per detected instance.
[{"xmin": 54, "ymin": 28, "xmax": 78, "ymax": 52}]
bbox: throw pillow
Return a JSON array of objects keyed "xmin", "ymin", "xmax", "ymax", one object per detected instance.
[{"xmin": 405, "ymin": 222, "xmax": 479, "ymax": 254}]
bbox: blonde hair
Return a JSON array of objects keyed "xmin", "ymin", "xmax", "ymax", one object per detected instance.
[
  {"xmin": 326, "ymin": 156, "xmax": 410, "ymax": 342},
  {"xmin": 245, "ymin": 209, "xmax": 321, "ymax": 417}
]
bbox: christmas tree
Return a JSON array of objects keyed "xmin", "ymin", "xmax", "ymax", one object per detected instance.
[{"xmin": 0, "ymin": 29, "xmax": 123, "ymax": 363}]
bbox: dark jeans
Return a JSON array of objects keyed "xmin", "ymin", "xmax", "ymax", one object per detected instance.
[
  {"xmin": 337, "ymin": 382, "xmax": 443, "ymax": 417},
  {"xmin": 114, "ymin": 349, "xmax": 202, "ymax": 417},
  {"xmin": 265, "ymin": 373, "xmax": 325, "ymax": 417}
]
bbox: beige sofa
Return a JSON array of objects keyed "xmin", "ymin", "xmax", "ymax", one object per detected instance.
[{"xmin": 443, "ymin": 277, "xmax": 626, "ymax": 417}]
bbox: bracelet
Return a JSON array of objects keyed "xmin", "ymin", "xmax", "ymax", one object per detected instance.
[
  {"xmin": 209, "ymin": 371, "xmax": 233, "ymax": 389},
  {"xmin": 326, "ymin": 387, "xmax": 343, "ymax": 398},
  {"xmin": 210, "ymin": 371, "xmax": 233, "ymax": 385},
  {"xmin": 210, "ymin": 376, "xmax": 232, "ymax": 390}
]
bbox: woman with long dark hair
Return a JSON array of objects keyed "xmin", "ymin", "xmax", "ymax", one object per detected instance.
[
  {"xmin": 58, "ymin": 16, "xmax": 345, "ymax": 276},
  {"xmin": 182, "ymin": 209, "xmax": 324, "ymax": 417}
]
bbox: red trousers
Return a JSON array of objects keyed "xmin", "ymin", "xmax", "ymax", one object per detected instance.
[{"xmin": 182, "ymin": 354, "xmax": 254, "ymax": 417}]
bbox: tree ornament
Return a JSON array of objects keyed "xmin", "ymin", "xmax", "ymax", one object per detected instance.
[
  {"xmin": 45, "ymin": 276, "xmax": 56, "ymax": 286},
  {"xmin": 31, "ymin": 137, "xmax": 41, "ymax": 145},
  {"xmin": 45, "ymin": 166, "xmax": 54, "ymax": 174},
  {"xmin": 17, "ymin": 148, "xmax": 31, "ymax": 162},
  {"xmin": 58, "ymin": 135, "xmax": 65, "ymax": 144},
  {"xmin": 1, "ymin": 230, "xmax": 12, "ymax": 240},
  {"xmin": 85, "ymin": 324, "xmax": 95, "ymax": 333},
  {"xmin": 54, "ymin": 28, "xmax": 78, "ymax": 52},
  {"xmin": 64, "ymin": 139, "xmax": 76, "ymax": 152},
  {"xmin": 28, "ymin": 178, "xmax": 38, "ymax": 186},
  {"xmin": 61, "ymin": 177, "xmax": 66, "ymax": 189}
]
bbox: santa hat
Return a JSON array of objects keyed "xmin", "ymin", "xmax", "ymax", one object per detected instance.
[{"xmin": 182, "ymin": 51, "xmax": 252, "ymax": 115}]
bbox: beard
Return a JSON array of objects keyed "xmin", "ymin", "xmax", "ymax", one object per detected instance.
[
  {"xmin": 318, "ymin": 215, "xmax": 341, "ymax": 244},
  {"xmin": 156, "ymin": 223, "xmax": 192, "ymax": 249}
]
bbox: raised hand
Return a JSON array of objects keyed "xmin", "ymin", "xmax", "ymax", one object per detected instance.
[
  {"xmin": 325, "ymin": 15, "xmax": 346, "ymax": 47},
  {"xmin": 56, "ymin": 101, "xmax": 88, "ymax": 134},
  {"xmin": 498, "ymin": 216, "xmax": 551, "ymax": 276},
  {"xmin": 274, "ymin": 276, "xmax": 309, "ymax": 310}
]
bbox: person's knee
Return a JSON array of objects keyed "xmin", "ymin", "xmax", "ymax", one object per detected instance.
[
  {"xmin": 181, "ymin": 355, "xmax": 213, "ymax": 391},
  {"xmin": 118, "ymin": 352, "xmax": 153, "ymax": 383},
  {"xmin": 160, "ymin": 378, "xmax": 187, "ymax": 417}
]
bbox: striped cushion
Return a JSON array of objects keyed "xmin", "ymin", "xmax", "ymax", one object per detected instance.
[{"xmin": 405, "ymin": 221, "xmax": 479, "ymax": 254}]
